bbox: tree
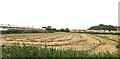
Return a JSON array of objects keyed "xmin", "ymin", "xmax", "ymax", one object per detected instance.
[
  {"xmin": 87, "ymin": 24, "xmax": 117, "ymax": 30},
  {"xmin": 52, "ymin": 28, "xmax": 57, "ymax": 31},
  {"xmin": 65, "ymin": 28, "xmax": 70, "ymax": 32},
  {"xmin": 99, "ymin": 24, "xmax": 105, "ymax": 26},
  {"xmin": 60, "ymin": 28, "xmax": 65, "ymax": 32},
  {"xmin": 42, "ymin": 27, "xmax": 46, "ymax": 29},
  {"xmin": 46, "ymin": 26, "xmax": 52, "ymax": 30}
]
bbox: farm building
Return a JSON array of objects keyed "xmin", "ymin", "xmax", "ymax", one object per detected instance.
[
  {"xmin": 0, "ymin": 24, "xmax": 47, "ymax": 33},
  {"xmin": 70, "ymin": 29, "xmax": 87, "ymax": 32},
  {"xmin": 70, "ymin": 29, "xmax": 118, "ymax": 33}
]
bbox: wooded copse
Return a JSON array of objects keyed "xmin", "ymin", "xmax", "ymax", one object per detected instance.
[{"xmin": 87, "ymin": 24, "xmax": 118, "ymax": 31}]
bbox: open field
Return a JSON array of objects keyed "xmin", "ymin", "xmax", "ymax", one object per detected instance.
[{"xmin": 1, "ymin": 32, "xmax": 119, "ymax": 57}]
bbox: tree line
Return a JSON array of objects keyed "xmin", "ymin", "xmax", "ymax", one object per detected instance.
[
  {"xmin": 42, "ymin": 26, "xmax": 70, "ymax": 33},
  {"xmin": 1, "ymin": 24, "xmax": 119, "ymax": 34},
  {"xmin": 87, "ymin": 24, "xmax": 118, "ymax": 31}
]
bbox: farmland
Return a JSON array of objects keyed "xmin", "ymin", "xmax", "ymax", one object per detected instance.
[{"xmin": 1, "ymin": 32, "xmax": 119, "ymax": 57}]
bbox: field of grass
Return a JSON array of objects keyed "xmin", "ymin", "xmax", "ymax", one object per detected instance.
[{"xmin": 1, "ymin": 32, "xmax": 119, "ymax": 58}]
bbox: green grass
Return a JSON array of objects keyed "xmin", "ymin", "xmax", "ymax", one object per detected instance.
[{"xmin": 2, "ymin": 44, "xmax": 119, "ymax": 59}]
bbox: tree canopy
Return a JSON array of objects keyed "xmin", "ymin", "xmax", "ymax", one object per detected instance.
[
  {"xmin": 87, "ymin": 24, "xmax": 117, "ymax": 31},
  {"xmin": 42, "ymin": 26, "xmax": 70, "ymax": 33}
]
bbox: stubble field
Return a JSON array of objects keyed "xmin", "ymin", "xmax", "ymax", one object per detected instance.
[{"xmin": 1, "ymin": 32, "xmax": 118, "ymax": 55}]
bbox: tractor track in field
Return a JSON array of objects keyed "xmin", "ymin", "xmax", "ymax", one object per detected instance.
[
  {"xmin": 85, "ymin": 34, "xmax": 118, "ymax": 53},
  {"xmin": 3, "ymin": 33, "xmax": 70, "ymax": 42},
  {"xmin": 37, "ymin": 35, "xmax": 74, "ymax": 42},
  {"xmin": 86, "ymin": 42, "xmax": 106, "ymax": 52},
  {"xmin": 3, "ymin": 39, "xmax": 87, "ymax": 46},
  {"xmin": 2, "ymin": 34, "xmax": 88, "ymax": 47},
  {"xmin": 94, "ymin": 35, "xmax": 118, "ymax": 42},
  {"xmin": 80, "ymin": 34, "xmax": 107, "ymax": 52}
]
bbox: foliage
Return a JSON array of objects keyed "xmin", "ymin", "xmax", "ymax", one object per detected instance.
[
  {"xmin": 88, "ymin": 24, "xmax": 117, "ymax": 31},
  {"xmin": 65, "ymin": 28, "xmax": 70, "ymax": 32},
  {"xmin": 60, "ymin": 28, "xmax": 65, "ymax": 32},
  {"xmin": 43, "ymin": 26, "xmax": 70, "ymax": 33},
  {"xmin": 2, "ymin": 45, "xmax": 118, "ymax": 58}
]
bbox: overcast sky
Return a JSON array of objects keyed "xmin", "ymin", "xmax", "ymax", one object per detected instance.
[{"xmin": 0, "ymin": 0, "xmax": 119, "ymax": 29}]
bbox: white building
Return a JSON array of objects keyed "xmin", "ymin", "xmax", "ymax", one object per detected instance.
[{"xmin": 0, "ymin": 24, "xmax": 46, "ymax": 32}]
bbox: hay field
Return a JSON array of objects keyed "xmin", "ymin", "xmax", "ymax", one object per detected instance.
[{"xmin": 1, "ymin": 32, "xmax": 118, "ymax": 54}]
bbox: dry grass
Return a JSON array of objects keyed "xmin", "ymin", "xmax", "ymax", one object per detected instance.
[{"xmin": 1, "ymin": 32, "xmax": 118, "ymax": 54}]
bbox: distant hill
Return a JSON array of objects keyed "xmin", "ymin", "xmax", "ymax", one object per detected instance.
[{"xmin": 87, "ymin": 24, "xmax": 117, "ymax": 31}]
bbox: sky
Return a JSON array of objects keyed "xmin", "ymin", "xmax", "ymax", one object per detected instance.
[{"xmin": 0, "ymin": 0, "xmax": 119, "ymax": 29}]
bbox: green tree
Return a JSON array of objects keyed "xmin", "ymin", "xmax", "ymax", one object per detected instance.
[
  {"xmin": 46, "ymin": 26, "xmax": 52, "ymax": 30},
  {"xmin": 65, "ymin": 28, "xmax": 70, "ymax": 32},
  {"xmin": 42, "ymin": 27, "xmax": 46, "ymax": 29},
  {"xmin": 88, "ymin": 24, "xmax": 117, "ymax": 31},
  {"xmin": 60, "ymin": 28, "xmax": 65, "ymax": 32}
]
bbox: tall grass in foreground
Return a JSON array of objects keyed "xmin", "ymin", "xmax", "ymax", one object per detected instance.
[{"xmin": 2, "ymin": 45, "xmax": 119, "ymax": 59}]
